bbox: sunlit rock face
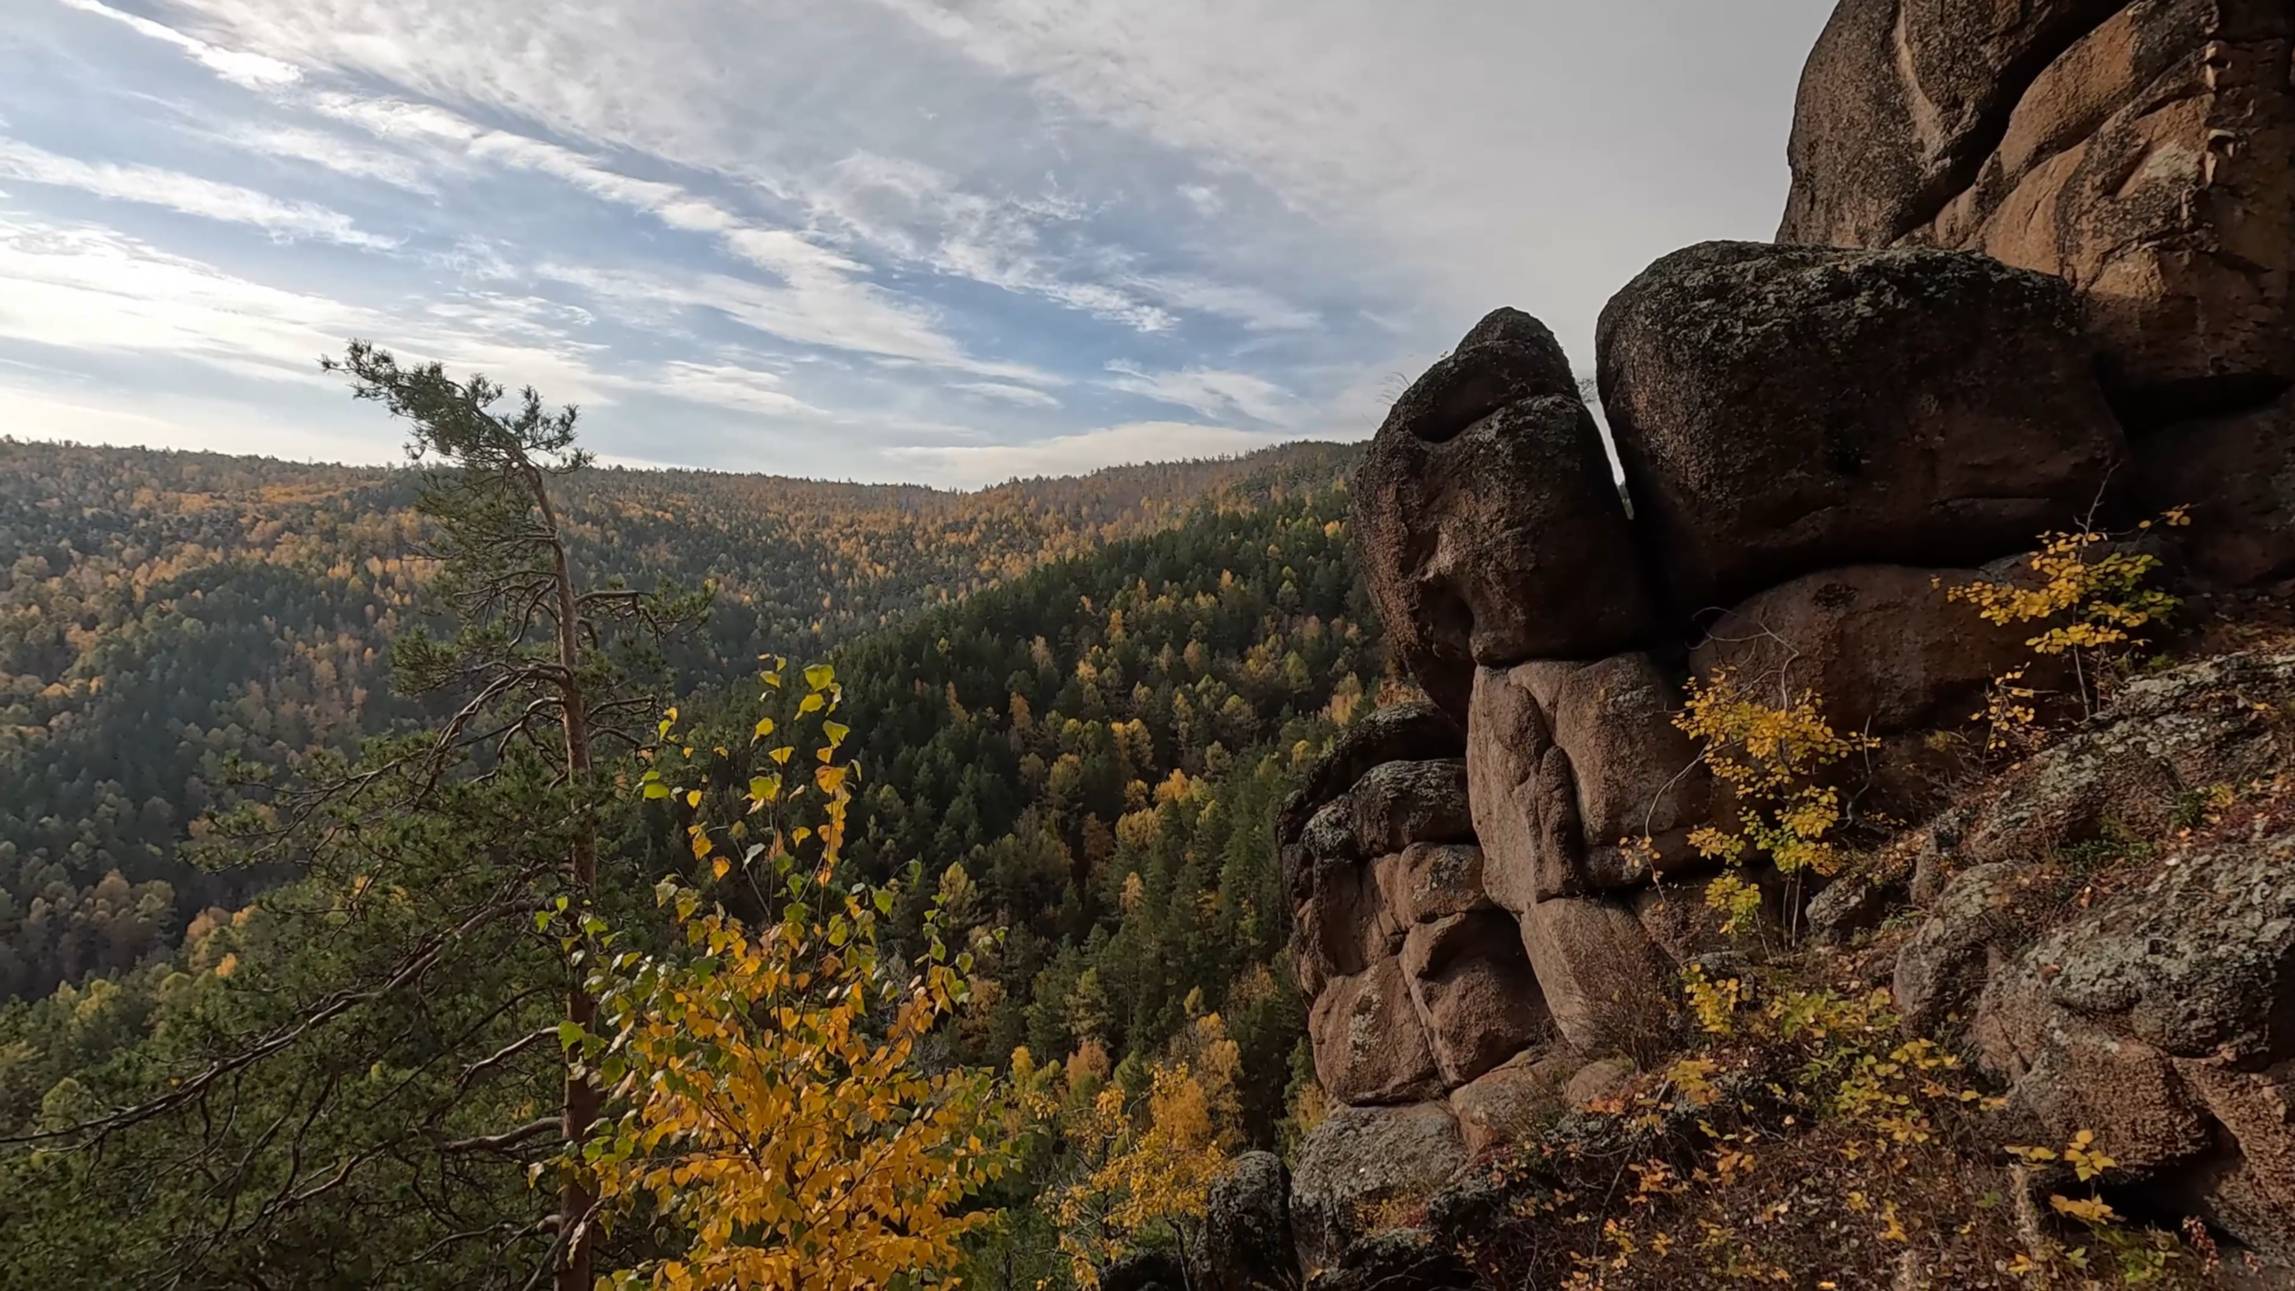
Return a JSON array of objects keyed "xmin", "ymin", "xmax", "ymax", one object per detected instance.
[{"xmin": 1778, "ymin": 0, "xmax": 2295, "ymax": 416}]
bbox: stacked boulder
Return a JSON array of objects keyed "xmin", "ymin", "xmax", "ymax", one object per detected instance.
[
  {"xmin": 1296, "ymin": 244, "xmax": 2134, "ymax": 1266},
  {"xmin": 1285, "ymin": 0, "xmax": 2295, "ymax": 1278},
  {"xmin": 1277, "ymin": 698, "xmax": 1642, "ymax": 1267}
]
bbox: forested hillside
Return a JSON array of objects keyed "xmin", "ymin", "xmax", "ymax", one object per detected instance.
[
  {"xmin": 0, "ymin": 437, "xmax": 1359, "ymax": 999},
  {"xmin": 0, "ymin": 392, "xmax": 1384, "ymax": 1284}
]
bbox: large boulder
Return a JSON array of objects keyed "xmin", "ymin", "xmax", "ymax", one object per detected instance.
[
  {"xmin": 1447, "ymin": 1046, "xmax": 1579, "ymax": 1157},
  {"xmin": 1596, "ymin": 241, "xmax": 2124, "ymax": 610},
  {"xmin": 1278, "ymin": 704, "xmax": 1465, "ymax": 901},
  {"xmin": 1354, "ymin": 309, "xmax": 1653, "ymax": 717},
  {"xmin": 1295, "ymin": 861, "xmax": 1403, "ymax": 1000},
  {"xmin": 1201, "ymin": 1151, "xmax": 1302, "ymax": 1291},
  {"xmin": 1970, "ymin": 822, "xmax": 2295, "ymax": 1260},
  {"xmin": 1372, "ymin": 844, "xmax": 1492, "ymax": 927},
  {"xmin": 2137, "ymin": 390, "xmax": 2295, "ymax": 587},
  {"xmin": 1778, "ymin": 0, "xmax": 2295, "ymax": 409},
  {"xmin": 1468, "ymin": 655, "xmax": 1713, "ymax": 909},
  {"xmin": 1350, "ymin": 760, "xmax": 1474, "ymax": 857},
  {"xmin": 1516, "ymin": 897, "xmax": 1676, "ymax": 1057},
  {"xmin": 1309, "ymin": 958, "xmax": 1444, "ymax": 1105},
  {"xmin": 1400, "ymin": 910, "xmax": 1552, "ymax": 1087},
  {"xmin": 1291, "ymin": 1102, "xmax": 1467, "ymax": 1274},
  {"xmin": 1686, "ymin": 563, "xmax": 2044, "ymax": 736}
]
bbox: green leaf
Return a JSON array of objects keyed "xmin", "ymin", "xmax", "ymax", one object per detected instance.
[
  {"xmin": 642, "ymin": 782, "xmax": 671, "ymax": 799},
  {"xmin": 874, "ymin": 888, "xmax": 895, "ymax": 915},
  {"xmin": 556, "ymin": 1020, "xmax": 584, "ymax": 1051}
]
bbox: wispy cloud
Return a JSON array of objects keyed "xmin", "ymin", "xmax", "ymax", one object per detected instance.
[
  {"xmin": 220, "ymin": 123, "xmax": 444, "ymax": 194},
  {"xmin": 58, "ymin": 0, "xmax": 303, "ymax": 90},
  {"xmin": 807, "ymin": 152, "xmax": 1179, "ymax": 333},
  {"xmin": 1103, "ymin": 360, "xmax": 1301, "ymax": 425},
  {"xmin": 0, "ymin": 137, "xmax": 395, "ymax": 248},
  {"xmin": 951, "ymin": 381, "xmax": 1061, "ymax": 409}
]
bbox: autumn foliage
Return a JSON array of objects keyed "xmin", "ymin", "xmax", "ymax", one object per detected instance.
[{"xmin": 570, "ymin": 663, "xmax": 1010, "ymax": 1289}]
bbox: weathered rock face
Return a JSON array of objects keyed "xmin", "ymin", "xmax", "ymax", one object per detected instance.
[
  {"xmin": 1898, "ymin": 650, "xmax": 2295, "ymax": 1032},
  {"xmin": 1290, "ymin": 1102, "xmax": 1466, "ymax": 1274},
  {"xmin": 1401, "ymin": 910, "xmax": 1551, "ymax": 1087},
  {"xmin": 1597, "ymin": 241, "xmax": 2125, "ymax": 610},
  {"xmin": 1284, "ymin": 716, "xmax": 1570, "ymax": 1111},
  {"xmin": 1202, "ymin": 1152, "xmax": 1302, "ymax": 1291},
  {"xmin": 2137, "ymin": 389, "xmax": 2295, "ymax": 587},
  {"xmin": 1954, "ymin": 649, "xmax": 2295, "ymax": 872},
  {"xmin": 1350, "ymin": 761, "xmax": 1474, "ymax": 858},
  {"xmin": 1372, "ymin": 844, "xmax": 1491, "ymax": 926},
  {"xmin": 1300, "ymin": 7, "xmax": 2295, "ymax": 1279},
  {"xmin": 1296, "ymin": 861, "xmax": 1402, "ymax": 1000},
  {"xmin": 1354, "ymin": 309, "xmax": 1652, "ymax": 716},
  {"xmin": 1778, "ymin": 0, "xmax": 2295, "ymax": 409},
  {"xmin": 1468, "ymin": 655, "xmax": 1713, "ymax": 909},
  {"xmin": 1970, "ymin": 822, "xmax": 2295, "ymax": 1259},
  {"xmin": 1517, "ymin": 896, "xmax": 1675, "ymax": 1056},
  {"xmin": 1310, "ymin": 958, "xmax": 1444, "ymax": 1106},
  {"xmin": 1446, "ymin": 1047, "xmax": 1578, "ymax": 1157},
  {"xmin": 1279, "ymin": 703, "xmax": 1464, "ymax": 901},
  {"xmin": 1687, "ymin": 563, "xmax": 2045, "ymax": 736}
]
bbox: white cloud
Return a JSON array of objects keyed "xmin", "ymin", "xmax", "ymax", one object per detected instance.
[
  {"xmin": 611, "ymin": 359, "xmax": 822, "ymax": 419},
  {"xmin": 0, "ymin": 213, "xmax": 609, "ymax": 403},
  {"xmin": 807, "ymin": 151, "xmax": 1177, "ymax": 332},
  {"xmin": 889, "ymin": 419, "xmax": 1278, "ymax": 488},
  {"xmin": 951, "ymin": 380, "xmax": 1061, "ymax": 408},
  {"xmin": 59, "ymin": 0, "xmax": 303, "ymax": 90},
  {"xmin": 536, "ymin": 260, "xmax": 1062, "ymax": 387},
  {"xmin": 0, "ymin": 136, "xmax": 395, "ymax": 249},
  {"xmin": 221, "ymin": 123, "xmax": 444, "ymax": 194},
  {"xmin": 1125, "ymin": 272, "xmax": 1316, "ymax": 332},
  {"xmin": 1103, "ymin": 360, "xmax": 1300, "ymax": 425}
]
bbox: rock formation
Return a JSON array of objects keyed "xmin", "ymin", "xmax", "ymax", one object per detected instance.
[
  {"xmin": 1352, "ymin": 309, "xmax": 1652, "ymax": 718},
  {"xmin": 1777, "ymin": 0, "xmax": 2295, "ymax": 414},
  {"xmin": 1276, "ymin": 1, "xmax": 2295, "ymax": 1278},
  {"xmin": 1597, "ymin": 241, "xmax": 2123, "ymax": 612}
]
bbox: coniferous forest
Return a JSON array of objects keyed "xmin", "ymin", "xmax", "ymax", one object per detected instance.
[{"xmin": 0, "ymin": 379, "xmax": 1382, "ymax": 1286}]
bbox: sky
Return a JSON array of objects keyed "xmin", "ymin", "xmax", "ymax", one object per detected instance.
[{"xmin": 0, "ymin": 0, "xmax": 1834, "ymax": 488}]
